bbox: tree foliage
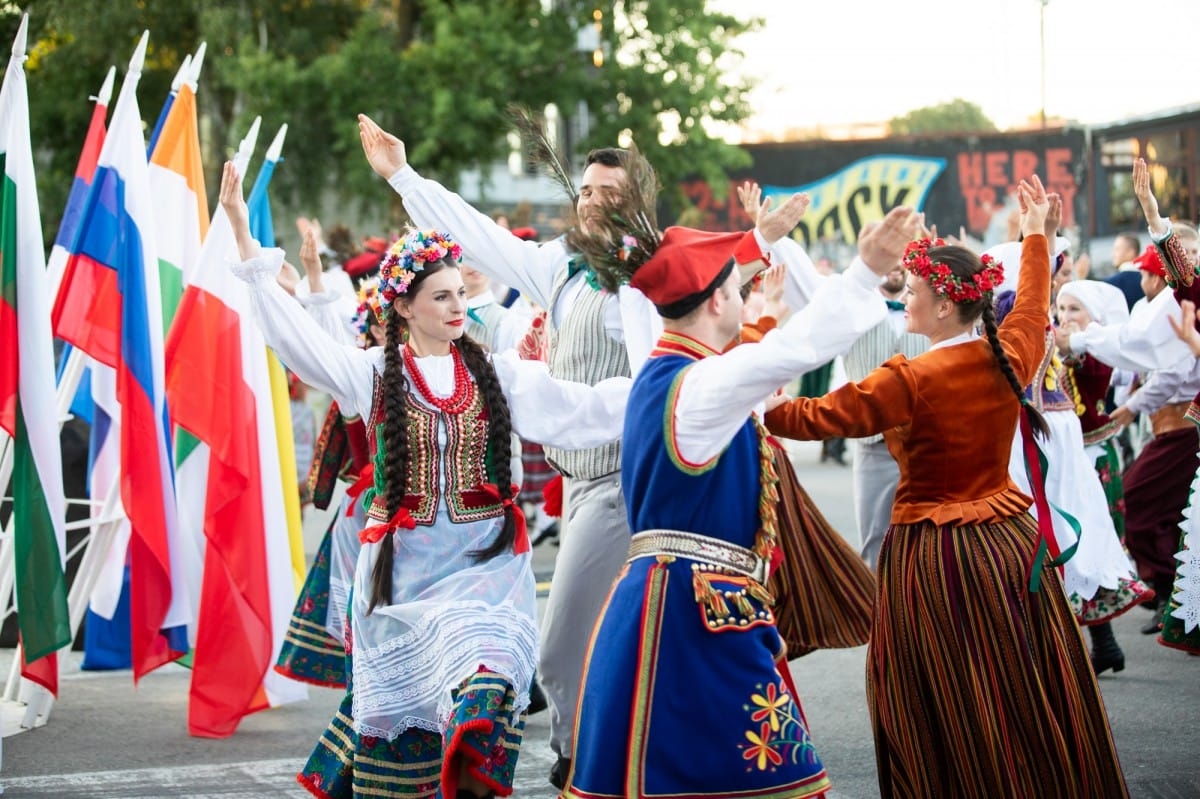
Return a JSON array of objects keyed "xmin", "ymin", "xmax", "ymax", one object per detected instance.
[
  {"xmin": 889, "ymin": 98, "xmax": 998, "ymax": 137},
  {"xmin": 1, "ymin": 0, "xmax": 759, "ymax": 240}
]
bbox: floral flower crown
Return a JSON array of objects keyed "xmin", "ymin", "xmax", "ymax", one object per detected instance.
[
  {"xmin": 903, "ymin": 237, "xmax": 1003, "ymax": 304},
  {"xmin": 352, "ymin": 276, "xmax": 384, "ymax": 347},
  {"xmin": 377, "ymin": 229, "xmax": 463, "ymax": 308}
]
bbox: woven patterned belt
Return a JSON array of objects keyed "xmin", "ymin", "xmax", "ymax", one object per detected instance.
[{"xmin": 628, "ymin": 529, "xmax": 768, "ymax": 584}]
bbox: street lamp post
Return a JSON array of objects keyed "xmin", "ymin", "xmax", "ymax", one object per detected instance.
[{"xmin": 1039, "ymin": 0, "xmax": 1050, "ymax": 128}]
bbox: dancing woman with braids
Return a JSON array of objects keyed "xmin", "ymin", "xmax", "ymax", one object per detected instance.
[
  {"xmin": 763, "ymin": 176, "xmax": 1129, "ymax": 798},
  {"xmin": 218, "ymin": 163, "xmax": 629, "ymax": 799}
]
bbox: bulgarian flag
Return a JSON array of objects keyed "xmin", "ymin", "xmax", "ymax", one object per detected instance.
[
  {"xmin": 166, "ymin": 120, "xmax": 306, "ymax": 739},
  {"xmin": 0, "ymin": 14, "xmax": 70, "ymax": 694}
]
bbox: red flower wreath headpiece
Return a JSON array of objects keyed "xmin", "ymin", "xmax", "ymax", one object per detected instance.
[{"xmin": 903, "ymin": 237, "xmax": 1003, "ymax": 304}]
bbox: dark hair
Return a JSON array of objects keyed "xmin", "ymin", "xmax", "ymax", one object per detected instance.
[
  {"xmin": 1116, "ymin": 232, "xmax": 1141, "ymax": 259},
  {"xmin": 584, "ymin": 147, "xmax": 629, "ymax": 169},
  {"xmin": 925, "ymin": 245, "xmax": 1050, "ymax": 440},
  {"xmin": 366, "ymin": 258, "xmax": 517, "ymax": 613}
]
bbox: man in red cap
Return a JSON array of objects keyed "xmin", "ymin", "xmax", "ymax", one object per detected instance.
[
  {"xmin": 1109, "ymin": 241, "xmax": 1200, "ymax": 632},
  {"xmin": 358, "ymin": 114, "xmax": 688, "ymax": 788},
  {"xmin": 358, "ymin": 112, "xmax": 916, "ymax": 791},
  {"xmin": 558, "ymin": 207, "xmax": 918, "ymax": 798}
]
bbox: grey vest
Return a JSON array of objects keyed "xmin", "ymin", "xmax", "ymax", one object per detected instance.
[
  {"xmin": 543, "ymin": 266, "xmax": 631, "ymax": 479},
  {"xmin": 843, "ymin": 315, "xmax": 929, "ymax": 444},
  {"xmin": 465, "ymin": 301, "xmax": 509, "ymax": 353}
]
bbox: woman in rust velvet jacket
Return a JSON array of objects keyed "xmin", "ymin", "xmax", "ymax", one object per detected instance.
[{"xmin": 763, "ymin": 177, "xmax": 1128, "ymax": 799}]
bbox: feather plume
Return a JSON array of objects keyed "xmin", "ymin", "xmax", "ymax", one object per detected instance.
[
  {"xmin": 506, "ymin": 104, "xmax": 576, "ymax": 200},
  {"xmin": 566, "ymin": 141, "xmax": 662, "ymax": 292}
]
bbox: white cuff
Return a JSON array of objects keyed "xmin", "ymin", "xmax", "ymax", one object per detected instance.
[
  {"xmin": 230, "ymin": 247, "xmax": 285, "ymax": 287},
  {"xmin": 387, "ymin": 164, "xmax": 419, "ymax": 195},
  {"xmin": 296, "ymin": 288, "xmax": 343, "ymax": 308},
  {"xmin": 844, "ymin": 257, "xmax": 882, "ymax": 292},
  {"xmin": 1149, "ymin": 219, "xmax": 1173, "ymax": 244},
  {"xmin": 1069, "ymin": 330, "xmax": 1089, "ymax": 355}
]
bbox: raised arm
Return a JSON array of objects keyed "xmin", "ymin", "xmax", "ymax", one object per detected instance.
[
  {"xmin": 358, "ymin": 114, "xmax": 561, "ymax": 308},
  {"xmin": 219, "ymin": 162, "xmax": 378, "ymax": 415},
  {"xmin": 671, "ymin": 206, "xmax": 922, "ymax": 464},
  {"xmin": 996, "ymin": 178, "xmax": 1054, "ymax": 387}
]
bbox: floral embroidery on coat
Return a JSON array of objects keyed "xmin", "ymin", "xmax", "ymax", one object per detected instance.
[{"xmin": 738, "ymin": 679, "xmax": 818, "ymax": 772}]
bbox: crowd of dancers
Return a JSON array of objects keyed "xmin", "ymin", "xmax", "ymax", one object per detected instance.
[{"xmin": 218, "ymin": 112, "xmax": 1199, "ymax": 799}]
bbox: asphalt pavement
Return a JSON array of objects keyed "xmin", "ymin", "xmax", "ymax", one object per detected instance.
[{"xmin": 1, "ymin": 441, "xmax": 1196, "ymax": 798}]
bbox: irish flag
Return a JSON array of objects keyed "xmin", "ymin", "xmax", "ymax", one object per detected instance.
[
  {"xmin": 148, "ymin": 52, "xmax": 209, "ymax": 636},
  {"xmin": 0, "ymin": 14, "xmax": 70, "ymax": 691},
  {"xmin": 166, "ymin": 121, "xmax": 306, "ymax": 739}
]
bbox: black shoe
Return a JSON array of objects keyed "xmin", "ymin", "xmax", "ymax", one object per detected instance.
[
  {"xmin": 527, "ymin": 679, "xmax": 548, "ymax": 715},
  {"xmin": 532, "ymin": 522, "xmax": 559, "ymax": 547},
  {"xmin": 548, "ymin": 756, "xmax": 571, "ymax": 790},
  {"xmin": 1141, "ymin": 599, "xmax": 1165, "ymax": 634},
  {"xmin": 456, "ymin": 791, "xmax": 495, "ymax": 799},
  {"xmin": 1088, "ymin": 623, "xmax": 1125, "ymax": 675}
]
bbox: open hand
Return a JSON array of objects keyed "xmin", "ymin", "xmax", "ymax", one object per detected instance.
[
  {"xmin": 218, "ymin": 161, "xmax": 250, "ymax": 235},
  {"xmin": 299, "ymin": 227, "xmax": 324, "ymax": 293},
  {"xmin": 756, "ymin": 192, "xmax": 810, "ymax": 245},
  {"xmin": 1016, "ymin": 175, "xmax": 1049, "ymax": 239},
  {"xmin": 1133, "ymin": 158, "xmax": 1167, "ymax": 235},
  {"xmin": 737, "ymin": 181, "xmax": 764, "ymax": 225},
  {"xmin": 1168, "ymin": 299, "xmax": 1200, "ymax": 356},
  {"xmin": 1045, "ymin": 193, "xmax": 1062, "ymax": 239},
  {"xmin": 859, "ymin": 206, "xmax": 920, "ymax": 276},
  {"xmin": 1109, "ymin": 405, "xmax": 1135, "ymax": 429},
  {"xmin": 359, "ymin": 114, "xmax": 408, "ymax": 179}
]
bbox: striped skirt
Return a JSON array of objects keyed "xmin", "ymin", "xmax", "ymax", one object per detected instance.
[
  {"xmin": 869, "ymin": 514, "xmax": 1128, "ymax": 798},
  {"xmin": 768, "ymin": 441, "xmax": 875, "ymax": 656}
]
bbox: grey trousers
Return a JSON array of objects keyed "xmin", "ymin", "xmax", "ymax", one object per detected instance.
[
  {"xmin": 852, "ymin": 439, "xmax": 901, "ymax": 568},
  {"xmin": 538, "ymin": 471, "xmax": 630, "ymax": 759}
]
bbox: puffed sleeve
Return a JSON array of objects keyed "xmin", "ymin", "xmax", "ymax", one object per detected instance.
[{"xmin": 764, "ymin": 356, "xmax": 916, "ymax": 441}]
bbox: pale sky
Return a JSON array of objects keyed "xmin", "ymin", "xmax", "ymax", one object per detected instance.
[{"xmin": 711, "ymin": 0, "xmax": 1200, "ymax": 136}]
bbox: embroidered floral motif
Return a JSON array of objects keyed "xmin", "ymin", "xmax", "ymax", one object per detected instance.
[
  {"xmin": 363, "ymin": 371, "xmax": 505, "ymax": 526},
  {"xmin": 737, "ymin": 680, "xmax": 817, "ymax": 772}
]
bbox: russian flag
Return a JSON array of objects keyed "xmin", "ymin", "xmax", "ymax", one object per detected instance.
[
  {"xmin": 83, "ymin": 46, "xmax": 210, "ymax": 672},
  {"xmin": 56, "ymin": 32, "xmax": 188, "ymax": 681}
]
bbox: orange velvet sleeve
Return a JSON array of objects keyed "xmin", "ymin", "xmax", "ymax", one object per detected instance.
[
  {"xmin": 738, "ymin": 316, "xmax": 777, "ymax": 345},
  {"xmin": 997, "ymin": 234, "xmax": 1052, "ymax": 387},
  {"xmin": 764, "ymin": 355, "xmax": 916, "ymax": 441}
]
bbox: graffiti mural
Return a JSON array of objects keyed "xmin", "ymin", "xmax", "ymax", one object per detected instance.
[
  {"xmin": 761, "ymin": 156, "xmax": 945, "ymax": 247},
  {"xmin": 676, "ymin": 129, "xmax": 1086, "ymax": 257}
]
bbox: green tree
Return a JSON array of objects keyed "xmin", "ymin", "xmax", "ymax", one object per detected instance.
[
  {"xmin": 889, "ymin": 98, "xmax": 998, "ymax": 136},
  {"xmin": 580, "ymin": 1, "xmax": 759, "ymax": 207},
  {"xmin": 3, "ymin": 0, "xmax": 760, "ymax": 240}
]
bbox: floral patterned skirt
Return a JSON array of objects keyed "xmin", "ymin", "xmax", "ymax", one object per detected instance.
[
  {"xmin": 1072, "ymin": 440, "xmax": 1155, "ymax": 625},
  {"xmin": 298, "ymin": 614, "xmax": 526, "ymax": 798},
  {"xmin": 276, "ymin": 519, "xmax": 347, "ymax": 688}
]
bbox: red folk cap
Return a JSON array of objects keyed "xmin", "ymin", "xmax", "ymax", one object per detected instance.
[
  {"xmin": 630, "ymin": 227, "xmax": 766, "ymax": 317},
  {"xmin": 510, "ymin": 226, "xmax": 538, "ymax": 241},
  {"xmin": 1133, "ymin": 244, "xmax": 1166, "ymax": 277}
]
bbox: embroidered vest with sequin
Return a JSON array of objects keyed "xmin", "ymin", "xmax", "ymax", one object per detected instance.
[{"xmin": 362, "ymin": 370, "xmax": 504, "ymax": 526}]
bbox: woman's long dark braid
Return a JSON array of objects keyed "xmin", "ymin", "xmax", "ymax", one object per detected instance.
[
  {"xmin": 981, "ymin": 301, "xmax": 1050, "ymax": 439},
  {"xmin": 455, "ymin": 335, "xmax": 517, "ymax": 561},
  {"xmin": 367, "ymin": 308, "xmax": 411, "ymax": 614}
]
